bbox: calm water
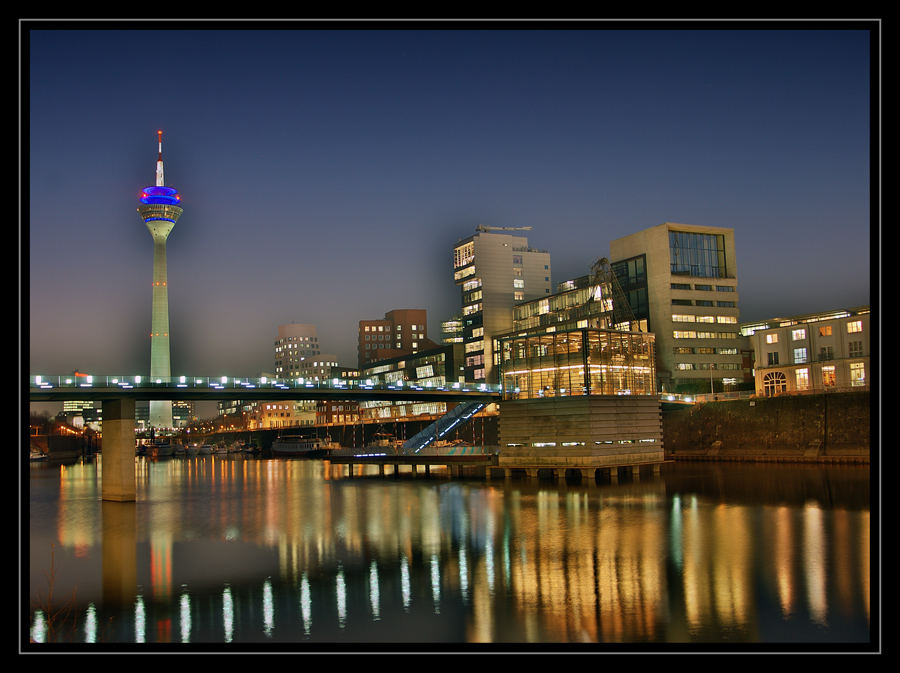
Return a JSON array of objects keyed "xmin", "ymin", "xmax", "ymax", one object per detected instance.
[{"xmin": 25, "ymin": 454, "xmax": 874, "ymax": 651}]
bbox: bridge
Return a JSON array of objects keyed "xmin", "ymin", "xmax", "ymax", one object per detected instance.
[
  {"xmin": 27, "ymin": 373, "xmax": 501, "ymax": 504},
  {"xmin": 28, "ymin": 374, "xmax": 501, "ymax": 403}
]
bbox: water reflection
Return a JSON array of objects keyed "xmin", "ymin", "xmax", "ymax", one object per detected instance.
[{"xmin": 27, "ymin": 456, "xmax": 871, "ymax": 646}]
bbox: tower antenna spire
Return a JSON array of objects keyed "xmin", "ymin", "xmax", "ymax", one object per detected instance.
[{"xmin": 156, "ymin": 130, "xmax": 165, "ymax": 186}]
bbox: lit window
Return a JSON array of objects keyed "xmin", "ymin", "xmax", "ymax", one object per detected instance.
[
  {"xmin": 819, "ymin": 325, "xmax": 832, "ymax": 336},
  {"xmin": 716, "ymin": 316, "xmax": 737, "ymax": 324},
  {"xmin": 849, "ymin": 362, "xmax": 865, "ymax": 386},
  {"xmin": 792, "ymin": 328, "xmax": 806, "ymax": 340},
  {"xmin": 766, "ymin": 333, "xmax": 778, "ymax": 344},
  {"xmin": 821, "ymin": 365, "xmax": 836, "ymax": 387},
  {"xmin": 763, "ymin": 372, "xmax": 787, "ymax": 396},
  {"xmin": 793, "ymin": 347, "xmax": 807, "ymax": 364},
  {"xmin": 847, "ymin": 320, "xmax": 863, "ymax": 333}
]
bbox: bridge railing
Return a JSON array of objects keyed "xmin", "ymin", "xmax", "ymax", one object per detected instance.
[{"xmin": 29, "ymin": 374, "xmax": 502, "ymax": 395}]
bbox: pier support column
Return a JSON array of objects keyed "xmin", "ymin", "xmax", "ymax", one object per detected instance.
[
  {"xmin": 101, "ymin": 398, "xmax": 136, "ymax": 502},
  {"xmin": 631, "ymin": 465, "xmax": 641, "ymax": 481},
  {"xmin": 580, "ymin": 469, "xmax": 595, "ymax": 484},
  {"xmin": 424, "ymin": 464, "xmax": 431, "ymax": 478},
  {"xmin": 526, "ymin": 468, "xmax": 539, "ymax": 480},
  {"xmin": 378, "ymin": 464, "xmax": 385, "ymax": 476},
  {"xmin": 609, "ymin": 467, "xmax": 618, "ymax": 484},
  {"xmin": 652, "ymin": 463, "xmax": 661, "ymax": 476}
]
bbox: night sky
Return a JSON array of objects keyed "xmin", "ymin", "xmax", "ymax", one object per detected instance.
[{"xmin": 25, "ymin": 22, "xmax": 875, "ymax": 380}]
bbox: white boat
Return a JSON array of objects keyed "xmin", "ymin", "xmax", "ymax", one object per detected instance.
[
  {"xmin": 30, "ymin": 450, "xmax": 48, "ymax": 462},
  {"xmin": 197, "ymin": 444, "xmax": 214, "ymax": 455},
  {"xmin": 271, "ymin": 435, "xmax": 339, "ymax": 457}
]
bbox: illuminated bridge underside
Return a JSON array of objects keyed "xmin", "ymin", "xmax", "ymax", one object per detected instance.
[{"xmin": 28, "ymin": 376, "xmax": 500, "ymax": 403}]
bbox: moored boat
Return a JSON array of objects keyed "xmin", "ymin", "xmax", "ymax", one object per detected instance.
[{"xmin": 271, "ymin": 435, "xmax": 340, "ymax": 458}]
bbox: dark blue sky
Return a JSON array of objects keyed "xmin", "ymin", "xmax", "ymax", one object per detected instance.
[{"xmin": 26, "ymin": 23, "xmax": 875, "ymax": 377}]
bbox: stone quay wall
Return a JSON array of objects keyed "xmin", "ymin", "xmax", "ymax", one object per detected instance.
[{"xmin": 662, "ymin": 390, "xmax": 871, "ymax": 463}]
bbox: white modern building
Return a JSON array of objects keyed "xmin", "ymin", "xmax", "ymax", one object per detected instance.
[{"xmin": 452, "ymin": 226, "xmax": 551, "ymax": 383}]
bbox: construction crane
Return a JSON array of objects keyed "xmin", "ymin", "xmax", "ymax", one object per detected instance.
[
  {"xmin": 475, "ymin": 225, "xmax": 533, "ymax": 232},
  {"xmin": 590, "ymin": 257, "xmax": 637, "ymax": 330}
]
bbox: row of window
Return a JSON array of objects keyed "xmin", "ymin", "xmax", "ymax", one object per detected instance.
[
  {"xmin": 673, "ymin": 347, "xmax": 739, "ymax": 355},
  {"xmin": 363, "ymin": 324, "xmax": 422, "ymax": 332},
  {"xmin": 762, "ymin": 362, "xmax": 866, "ymax": 395},
  {"xmin": 765, "ymin": 341, "xmax": 864, "ymax": 365},
  {"xmin": 672, "ymin": 299, "xmax": 737, "ymax": 307},
  {"xmin": 765, "ymin": 320, "xmax": 863, "ymax": 343},
  {"xmin": 675, "ymin": 362, "xmax": 741, "ymax": 370},
  {"xmin": 673, "ymin": 331, "xmax": 739, "ymax": 339},
  {"xmin": 672, "ymin": 314, "xmax": 737, "ymax": 324},
  {"xmin": 671, "ymin": 283, "xmax": 735, "ymax": 292}
]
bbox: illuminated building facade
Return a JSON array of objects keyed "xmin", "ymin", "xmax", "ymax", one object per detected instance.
[
  {"xmin": 137, "ymin": 131, "xmax": 183, "ymax": 430},
  {"xmin": 496, "ymin": 327, "xmax": 662, "ymax": 468},
  {"xmin": 498, "ymin": 328, "xmax": 657, "ymax": 400},
  {"xmin": 610, "ymin": 222, "xmax": 742, "ymax": 393},
  {"xmin": 452, "ymin": 226, "xmax": 551, "ymax": 383},
  {"xmin": 274, "ymin": 323, "xmax": 321, "ymax": 377},
  {"xmin": 358, "ymin": 309, "xmax": 437, "ymax": 369},
  {"xmin": 743, "ymin": 306, "xmax": 870, "ymax": 396}
]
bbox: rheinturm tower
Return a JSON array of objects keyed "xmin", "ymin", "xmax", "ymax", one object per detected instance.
[{"xmin": 137, "ymin": 130, "xmax": 183, "ymax": 430}]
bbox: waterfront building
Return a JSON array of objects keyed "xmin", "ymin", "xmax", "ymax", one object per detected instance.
[
  {"xmin": 358, "ymin": 309, "xmax": 438, "ymax": 369},
  {"xmin": 742, "ymin": 306, "xmax": 871, "ymax": 396},
  {"xmin": 441, "ymin": 316, "xmax": 464, "ymax": 344},
  {"xmin": 452, "ymin": 225, "xmax": 552, "ymax": 383},
  {"xmin": 316, "ymin": 400, "xmax": 360, "ymax": 426},
  {"xmin": 296, "ymin": 355, "xmax": 342, "ymax": 381},
  {"xmin": 496, "ymin": 326, "xmax": 662, "ymax": 471},
  {"xmin": 609, "ymin": 222, "xmax": 742, "ymax": 393},
  {"xmin": 357, "ymin": 342, "xmax": 468, "ymax": 423},
  {"xmin": 172, "ymin": 400, "xmax": 195, "ymax": 428},
  {"xmin": 137, "ymin": 131, "xmax": 183, "ymax": 430},
  {"xmin": 274, "ymin": 323, "xmax": 321, "ymax": 378},
  {"xmin": 248, "ymin": 401, "xmax": 317, "ymax": 429}
]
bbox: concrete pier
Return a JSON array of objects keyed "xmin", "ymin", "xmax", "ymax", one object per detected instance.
[{"xmin": 101, "ymin": 398, "xmax": 136, "ymax": 502}]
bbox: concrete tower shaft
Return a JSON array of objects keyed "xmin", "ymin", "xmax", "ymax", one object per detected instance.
[{"xmin": 137, "ymin": 131, "xmax": 183, "ymax": 430}]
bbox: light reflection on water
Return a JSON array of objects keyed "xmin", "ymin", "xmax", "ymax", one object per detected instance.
[{"xmin": 27, "ymin": 456, "xmax": 872, "ymax": 648}]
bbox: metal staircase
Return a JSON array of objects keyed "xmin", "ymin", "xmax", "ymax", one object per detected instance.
[{"xmin": 400, "ymin": 400, "xmax": 487, "ymax": 454}]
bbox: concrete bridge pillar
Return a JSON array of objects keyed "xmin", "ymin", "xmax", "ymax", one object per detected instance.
[
  {"xmin": 609, "ymin": 467, "xmax": 619, "ymax": 484},
  {"xmin": 101, "ymin": 398, "xmax": 136, "ymax": 502},
  {"xmin": 631, "ymin": 465, "xmax": 641, "ymax": 481}
]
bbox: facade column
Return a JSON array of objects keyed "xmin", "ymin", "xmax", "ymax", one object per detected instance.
[{"xmin": 101, "ymin": 398, "xmax": 136, "ymax": 502}]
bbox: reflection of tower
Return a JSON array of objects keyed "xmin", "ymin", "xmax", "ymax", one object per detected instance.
[{"xmin": 137, "ymin": 131, "xmax": 183, "ymax": 430}]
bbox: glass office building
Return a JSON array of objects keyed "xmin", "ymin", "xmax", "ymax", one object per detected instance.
[{"xmin": 499, "ymin": 328, "xmax": 656, "ymax": 400}]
